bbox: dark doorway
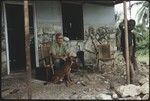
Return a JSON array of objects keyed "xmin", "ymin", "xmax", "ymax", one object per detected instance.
[
  {"xmin": 6, "ymin": 4, "xmax": 35, "ymax": 72},
  {"xmin": 62, "ymin": 3, "xmax": 84, "ymax": 40}
]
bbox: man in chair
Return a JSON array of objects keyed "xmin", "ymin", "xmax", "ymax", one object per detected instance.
[{"xmin": 51, "ymin": 33, "xmax": 70, "ymax": 72}]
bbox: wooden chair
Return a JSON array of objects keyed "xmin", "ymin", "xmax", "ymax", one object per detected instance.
[
  {"xmin": 38, "ymin": 42, "xmax": 54, "ymax": 81},
  {"xmin": 96, "ymin": 44, "xmax": 115, "ymax": 73}
]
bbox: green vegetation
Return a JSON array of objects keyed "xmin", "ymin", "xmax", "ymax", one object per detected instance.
[
  {"xmin": 137, "ymin": 54, "xmax": 149, "ymax": 63},
  {"xmin": 115, "ymin": 1, "xmax": 149, "ymax": 62},
  {"xmin": 134, "ymin": 25, "xmax": 149, "ymax": 57},
  {"xmin": 132, "ymin": 1, "xmax": 149, "ymax": 61},
  {"xmin": 130, "ymin": 1, "xmax": 149, "ymax": 26}
]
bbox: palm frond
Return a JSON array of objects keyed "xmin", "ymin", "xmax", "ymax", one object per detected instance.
[
  {"xmin": 143, "ymin": 1, "xmax": 149, "ymax": 8},
  {"xmin": 130, "ymin": 1, "xmax": 143, "ymax": 8},
  {"xmin": 136, "ymin": 7, "xmax": 145, "ymax": 24}
]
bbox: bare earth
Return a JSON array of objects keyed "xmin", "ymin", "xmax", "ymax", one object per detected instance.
[{"xmin": 1, "ymin": 55, "xmax": 149, "ymax": 100}]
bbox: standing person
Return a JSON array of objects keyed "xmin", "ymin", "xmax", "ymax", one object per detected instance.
[
  {"xmin": 51, "ymin": 33, "xmax": 70, "ymax": 71},
  {"xmin": 119, "ymin": 19, "xmax": 138, "ymax": 82},
  {"xmin": 128, "ymin": 19, "xmax": 138, "ymax": 71}
]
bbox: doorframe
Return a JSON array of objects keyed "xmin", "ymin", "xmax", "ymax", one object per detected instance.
[
  {"xmin": 33, "ymin": 1, "xmax": 39, "ymax": 67},
  {"xmin": 2, "ymin": 1, "xmax": 39, "ymax": 75}
]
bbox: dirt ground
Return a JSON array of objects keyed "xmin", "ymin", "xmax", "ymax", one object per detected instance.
[{"xmin": 1, "ymin": 54, "xmax": 149, "ymax": 99}]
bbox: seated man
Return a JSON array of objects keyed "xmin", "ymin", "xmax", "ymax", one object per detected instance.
[{"xmin": 51, "ymin": 33, "xmax": 70, "ymax": 71}]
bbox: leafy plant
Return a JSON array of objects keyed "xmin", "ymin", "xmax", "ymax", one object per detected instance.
[
  {"xmin": 135, "ymin": 26, "xmax": 149, "ymax": 56},
  {"xmin": 130, "ymin": 1, "xmax": 149, "ymax": 26}
]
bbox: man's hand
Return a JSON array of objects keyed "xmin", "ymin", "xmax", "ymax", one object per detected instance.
[
  {"xmin": 61, "ymin": 56, "xmax": 68, "ymax": 61},
  {"xmin": 52, "ymin": 54, "xmax": 68, "ymax": 61}
]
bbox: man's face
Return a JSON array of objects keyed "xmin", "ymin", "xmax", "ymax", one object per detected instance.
[
  {"xmin": 56, "ymin": 35, "xmax": 64, "ymax": 44},
  {"xmin": 128, "ymin": 20, "xmax": 135, "ymax": 31}
]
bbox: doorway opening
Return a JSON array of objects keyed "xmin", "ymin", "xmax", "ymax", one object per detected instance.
[
  {"xmin": 62, "ymin": 3, "xmax": 84, "ymax": 40},
  {"xmin": 6, "ymin": 4, "xmax": 35, "ymax": 73}
]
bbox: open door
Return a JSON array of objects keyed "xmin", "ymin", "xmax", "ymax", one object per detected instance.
[{"xmin": 6, "ymin": 4, "xmax": 35, "ymax": 72}]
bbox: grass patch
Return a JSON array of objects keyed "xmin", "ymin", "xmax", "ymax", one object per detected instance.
[
  {"xmin": 137, "ymin": 54, "xmax": 149, "ymax": 62},
  {"xmin": 136, "ymin": 49, "xmax": 149, "ymax": 63}
]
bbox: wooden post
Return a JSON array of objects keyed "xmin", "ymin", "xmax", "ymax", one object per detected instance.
[
  {"xmin": 129, "ymin": 1, "xmax": 132, "ymax": 19},
  {"xmin": 123, "ymin": 1, "xmax": 130, "ymax": 84},
  {"xmin": 24, "ymin": 0, "xmax": 32, "ymax": 99}
]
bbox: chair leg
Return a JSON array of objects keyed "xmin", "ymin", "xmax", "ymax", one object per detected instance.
[
  {"xmin": 51, "ymin": 65, "xmax": 54, "ymax": 75},
  {"xmin": 46, "ymin": 68, "xmax": 49, "ymax": 82},
  {"xmin": 43, "ymin": 68, "xmax": 49, "ymax": 85},
  {"xmin": 97, "ymin": 59, "xmax": 99, "ymax": 71},
  {"xmin": 101, "ymin": 63, "xmax": 106, "ymax": 74},
  {"xmin": 97, "ymin": 60, "xmax": 103, "ymax": 73},
  {"xmin": 99, "ymin": 61, "xmax": 103, "ymax": 72},
  {"xmin": 112, "ymin": 60, "xmax": 115, "ymax": 68}
]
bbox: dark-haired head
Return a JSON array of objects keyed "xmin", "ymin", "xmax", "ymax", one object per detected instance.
[
  {"xmin": 128, "ymin": 19, "xmax": 136, "ymax": 31},
  {"xmin": 55, "ymin": 33, "xmax": 64, "ymax": 44},
  {"xmin": 55, "ymin": 33, "xmax": 63, "ymax": 39}
]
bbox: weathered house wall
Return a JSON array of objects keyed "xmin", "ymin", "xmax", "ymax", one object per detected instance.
[
  {"xmin": 35, "ymin": 1, "xmax": 63, "ymax": 43},
  {"xmin": 1, "ymin": 1, "xmax": 116, "ymax": 75},
  {"xmin": 83, "ymin": 4, "xmax": 116, "ymax": 64},
  {"xmin": 83, "ymin": 4, "xmax": 115, "ymax": 28},
  {"xmin": 35, "ymin": 1, "xmax": 116, "ymax": 65}
]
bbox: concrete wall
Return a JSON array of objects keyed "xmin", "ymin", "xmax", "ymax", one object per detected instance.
[
  {"xmin": 32, "ymin": 1, "xmax": 116, "ymax": 66},
  {"xmin": 35, "ymin": 1, "xmax": 63, "ymax": 43},
  {"xmin": 2, "ymin": 1, "xmax": 116, "ymax": 75},
  {"xmin": 83, "ymin": 3, "xmax": 115, "ymax": 28},
  {"xmin": 82, "ymin": 3, "xmax": 116, "ymax": 64}
]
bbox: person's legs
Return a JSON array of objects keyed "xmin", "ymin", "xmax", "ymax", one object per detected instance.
[
  {"xmin": 132, "ymin": 54, "xmax": 138, "ymax": 72},
  {"xmin": 122, "ymin": 48, "xmax": 126, "ymax": 61},
  {"xmin": 129, "ymin": 46, "xmax": 137, "ymax": 83},
  {"xmin": 130, "ymin": 46, "xmax": 138, "ymax": 71},
  {"xmin": 54, "ymin": 59, "xmax": 61, "ymax": 71},
  {"xmin": 133, "ymin": 59, "xmax": 138, "ymax": 72},
  {"xmin": 53, "ymin": 58, "xmax": 65, "ymax": 83},
  {"xmin": 54, "ymin": 58, "xmax": 65, "ymax": 71}
]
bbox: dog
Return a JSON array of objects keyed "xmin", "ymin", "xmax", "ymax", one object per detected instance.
[{"xmin": 45, "ymin": 56, "xmax": 79, "ymax": 86}]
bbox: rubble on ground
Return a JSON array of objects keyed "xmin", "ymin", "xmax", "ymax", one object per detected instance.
[{"xmin": 1, "ymin": 55, "xmax": 149, "ymax": 100}]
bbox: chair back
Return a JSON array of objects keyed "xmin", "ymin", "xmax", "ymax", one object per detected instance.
[
  {"xmin": 98, "ymin": 44, "xmax": 111, "ymax": 60},
  {"xmin": 39, "ymin": 42, "xmax": 52, "ymax": 66}
]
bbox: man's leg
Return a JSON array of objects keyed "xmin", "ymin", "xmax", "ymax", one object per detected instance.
[
  {"xmin": 53, "ymin": 59, "xmax": 65, "ymax": 83},
  {"xmin": 54, "ymin": 59, "xmax": 61, "ymax": 71},
  {"xmin": 122, "ymin": 48, "xmax": 126, "ymax": 61},
  {"xmin": 131, "ymin": 50, "xmax": 138, "ymax": 72},
  {"xmin": 129, "ymin": 46, "xmax": 136, "ymax": 83},
  {"xmin": 54, "ymin": 58, "xmax": 66, "ymax": 70}
]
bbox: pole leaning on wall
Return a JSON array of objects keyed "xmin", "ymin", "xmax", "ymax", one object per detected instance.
[
  {"xmin": 123, "ymin": 1, "xmax": 130, "ymax": 84},
  {"xmin": 24, "ymin": 0, "xmax": 32, "ymax": 99},
  {"xmin": 129, "ymin": 0, "xmax": 132, "ymax": 19}
]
